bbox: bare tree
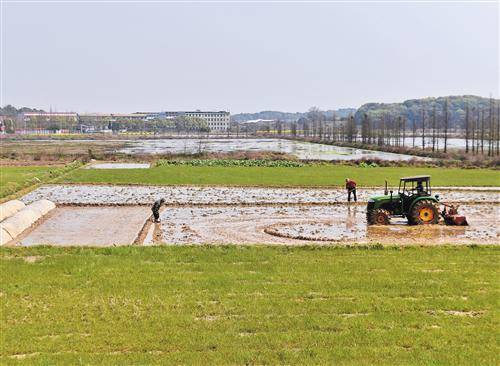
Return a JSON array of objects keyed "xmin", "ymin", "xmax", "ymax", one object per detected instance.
[
  {"xmin": 497, "ymin": 102, "xmax": 500, "ymax": 155},
  {"xmin": 443, "ymin": 99, "xmax": 449, "ymax": 153},
  {"xmin": 488, "ymin": 98, "xmax": 493, "ymax": 156},
  {"xmin": 465, "ymin": 104, "xmax": 469, "ymax": 153},
  {"xmin": 412, "ymin": 117, "xmax": 416, "ymax": 148},
  {"xmin": 432, "ymin": 104, "xmax": 437, "ymax": 152},
  {"xmin": 471, "ymin": 107, "xmax": 476, "ymax": 154},
  {"xmin": 402, "ymin": 116, "xmax": 406, "ymax": 148},
  {"xmin": 361, "ymin": 114, "xmax": 369, "ymax": 143},
  {"xmin": 475, "ymin": 109, "xmax": 480, "ymax": 153},
  {"xmin": 346, "ymin": 115, "xmax": 356, "ymax": 142},
  {"xmin": 480, "ymin": 110, "xmax": 485, "ymax": 154},
  {"xmin": 421, "ymin": 107, "xmax": 426, "ymax": 150}
]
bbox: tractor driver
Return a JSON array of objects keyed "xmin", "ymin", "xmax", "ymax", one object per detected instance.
[{"xmin": 416, "ymin": 181, "xmax": 424, "ymax": 194}]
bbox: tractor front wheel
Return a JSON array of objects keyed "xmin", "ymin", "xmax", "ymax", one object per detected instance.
[
  {"xmin": 367, "ymin": 209, "xmax": 390, "ymax": 225},
  {"xmin": 408, "ymin": 200, "xmax": 439, "ymax": 225}
]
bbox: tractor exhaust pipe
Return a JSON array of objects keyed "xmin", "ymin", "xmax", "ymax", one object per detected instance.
[{"xmin": 384, "ymin": 180, "xmax": 388, "ymax": 196}]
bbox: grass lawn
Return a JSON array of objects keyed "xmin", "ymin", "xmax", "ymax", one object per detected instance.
[
  {"xmin": 1, "ymin": 246, "xmax": 498, "ymax": 365},
  {"xmin": 59, "ymin": 165, "xmax": 500, "ymax": 187}
]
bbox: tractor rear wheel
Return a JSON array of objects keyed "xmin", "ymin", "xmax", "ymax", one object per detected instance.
[
  {"xmin": 408, "ymin": 200, "xmax": 439, "ymax": 225},
  {"xmin": 367, "ymin": 209, "xmax": 390, "ymax": 225}
]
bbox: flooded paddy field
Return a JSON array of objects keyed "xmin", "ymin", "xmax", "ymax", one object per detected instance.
[
  {"xmin": 2, "ymin": 137, "xmax": 426, "ymax": 161},
  {"xmin": 116, "ymin": 138, "xmax": 427, "ymax": 161},
  {"xmin": 12, "ymin": 202, "xmax": 497, "ymax": 247},
  {"xmin": 11, "ymin": 184, "xmax": 499, "ymax": 247},
  {"xmin": 22, "ymin": 184, "xmax": 500, "ymax": 206},
  {"xmin": 147, "ymin": 203, "xmax": 498, "ymax": 246},
  {"xmin": 16, "ymin": 206, "xmax": 150, "ymax": 246}
]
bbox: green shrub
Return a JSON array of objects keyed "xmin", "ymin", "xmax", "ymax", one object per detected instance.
[{"xmin": 155, "ymin": 159, "xmax": 305, "ymax": 168}]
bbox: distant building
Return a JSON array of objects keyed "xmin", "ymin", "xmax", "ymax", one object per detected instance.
[
  {"xmin": 149, "ymin": 110, "xmax": 230, "ymax": 132},
  {"xmin": 78, "ymin": 113, "xmax": 149, "ymax": 123},
  {"xmin": 18, "ymin": 110, "xmax": 231, "ymax": 133},
  {"xmin": 21, "ymin": 112, "xmax": 78, "ymax": 123}
]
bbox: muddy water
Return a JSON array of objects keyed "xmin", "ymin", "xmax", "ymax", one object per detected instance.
[
  {"xmin": 22, "ymin": 185, "xmax": 500, "ymax": 206},
  {"xmin": 19, "ymin": 206, "xmax": 150, "ymax": 246},
  {"xmin": 151, "ymin": 204, "xmax": 498, "ymax": 246},
  {"xmin": 17, "ymin": 185, "xmax": 499, "ymax": 246},
  {"xmin": 117, "ymin": 138, "xmax": 428, "ymax": 161}
]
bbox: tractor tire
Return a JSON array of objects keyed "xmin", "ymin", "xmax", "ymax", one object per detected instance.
[
  {"xmin": 367, "ymin": 209, "xmax": 390, "ymax": 225},
  {"xmin": 408, "ymin": 200, "xmax": 439, "ymax": 225}
]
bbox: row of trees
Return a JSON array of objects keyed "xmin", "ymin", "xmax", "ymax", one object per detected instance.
[
  {"xmin": 107, "ymin": 116, "xmax": 209, "ymax": 133},
  {"xmin": 254, "ymin": 100, "xmax": 500, "ymax": 156},
  {"xmin": 1, "ymin": 115, "xmax": 210, "ymax": 134}
]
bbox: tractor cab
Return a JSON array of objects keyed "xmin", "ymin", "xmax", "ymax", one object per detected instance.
[
  {"xmin": 398, "ymin": 176, "xmax": 433, "ymax": 213},
  {"xmin": 399, "ymin": 175, "xmax": 431, "ymax": 197}
]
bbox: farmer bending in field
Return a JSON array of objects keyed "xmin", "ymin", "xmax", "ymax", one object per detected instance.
[
  {"xmin": 345, "ymin": 178, "xmax": 357, "ymax": 202},
  {"xmin": 152, "ymin": 198, "xmax": 165, "ymax": 223}
]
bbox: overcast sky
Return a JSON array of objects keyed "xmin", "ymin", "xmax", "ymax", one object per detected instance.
[{"xmin": 1, "ymin": 1, "xmax": 498, "ymax": 114}]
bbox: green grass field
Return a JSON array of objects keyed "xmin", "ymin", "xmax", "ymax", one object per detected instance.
[
  {"xmin": 59, "ymin": 165, "xmax": 500, "ymax": 187},
  {"xmin": 0, "ymin": 164, "xmax": 81, "ymax": 200},
  {"xmin": 0, "ymin": 166, "xmax": 62, "ymax": 198},
  {"xmin": 1, "ymin": 246, "xmax": 498, "ymax": 365}
]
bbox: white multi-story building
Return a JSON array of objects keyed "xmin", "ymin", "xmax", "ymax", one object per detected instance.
[{"xmin": 159, "ymin": 110, "xmax": 230, "ymax": 132}]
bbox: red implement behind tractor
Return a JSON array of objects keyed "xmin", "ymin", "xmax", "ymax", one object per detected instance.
[{"xmin": 441, "ymin": 203, "xmax": 468, "ymax": 226}]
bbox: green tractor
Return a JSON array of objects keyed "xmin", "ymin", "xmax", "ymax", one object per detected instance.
[{"xmin": 366, "ymin": 175, "xmax": 441, "ymax": 225}]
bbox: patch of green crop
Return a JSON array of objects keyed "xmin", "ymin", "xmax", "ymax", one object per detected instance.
[
  {"xmin": 0, "ymin": 245, "xmax": 497, "ymax": 365},
  {"xmin": 155, "ymin": 158, "xmax": 305, "ymax": 167},
  {"xmin": 59, "ymin": 165, "xmax": 500, "ymax": 187},
  {"xmin": 0, "ymin": 162, "xmax": 82, "ymax": 199}
]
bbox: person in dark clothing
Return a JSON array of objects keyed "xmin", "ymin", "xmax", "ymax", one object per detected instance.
[
  {"xmin": 152, "ymin": 198, "xmax": 165, "ymax": 223},
  {"xmin": 345, "ymin": 178, "xmax": 357, "ymax": 202},
  {"xmin": 416, "ymin": 181, "xmax": 424, "ymax": 194}
]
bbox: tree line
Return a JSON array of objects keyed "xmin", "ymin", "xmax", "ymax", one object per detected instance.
[{"xmin": 253, "ymin": 99, "xmax": 500, "ymax": 156}]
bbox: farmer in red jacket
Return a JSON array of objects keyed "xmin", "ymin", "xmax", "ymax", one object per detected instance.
[{"xmin": 345, "ymin": 178, "xmax": 357, "ymax": 202}]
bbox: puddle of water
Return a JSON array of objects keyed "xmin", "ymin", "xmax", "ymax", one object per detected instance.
[{"xmin": 116, "ymin": 138, "xmax": 428, "ymax": 161}]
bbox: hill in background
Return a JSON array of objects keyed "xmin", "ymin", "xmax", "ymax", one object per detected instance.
[
  {"xmin": 230, "ymin": 108, "xmax": 357, "ymax": 123},
  {"xmin": 354, "ymin": 95, "xmax": 496, "ymax": 129}
]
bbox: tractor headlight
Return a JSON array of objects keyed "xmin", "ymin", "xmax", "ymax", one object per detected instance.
[{"xmin": 368, "ymin": 199, "xmax": 375, "ymax": 203}]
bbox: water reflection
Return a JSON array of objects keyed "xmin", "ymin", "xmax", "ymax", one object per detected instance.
[{"xmin": 117, "ymin": 138, "xmax": 427, "ymax": 161}]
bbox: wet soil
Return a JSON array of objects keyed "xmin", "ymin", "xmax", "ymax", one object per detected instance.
[
  {"xmin": 146, "ymin": 204, "xmax": 498, "ymax": 246},
  {"xmin": 21, "ymin": 185, "xmax": 499, "ymax": 206},
  {"xmin": 18, "ymin": 206, "xmax": 150, "ymax": 246},
  {"xmin": 15, "ymin": 185, "xmax": 499, "ymax": 247}
]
